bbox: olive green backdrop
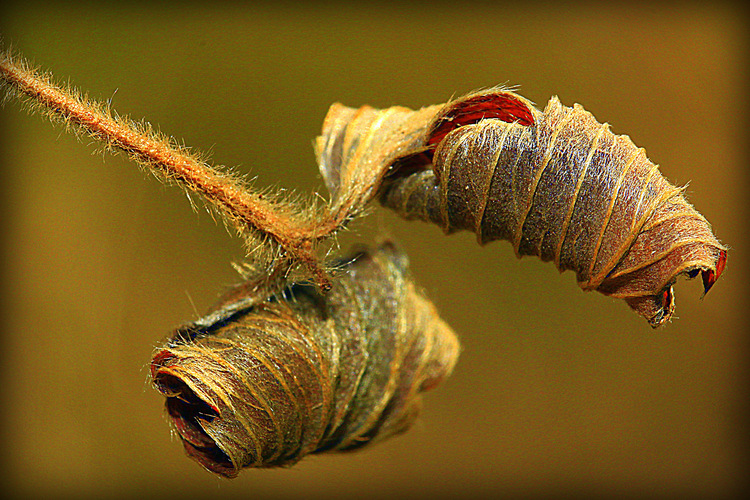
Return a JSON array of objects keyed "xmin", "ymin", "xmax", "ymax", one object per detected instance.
[{"xmin": 1, "ymin": 2, "xmax": 747, "ymax": 498}]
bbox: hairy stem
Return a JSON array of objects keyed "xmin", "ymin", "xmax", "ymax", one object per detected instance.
[{"xmin": 0, "ymin": 49, "xmax": 335, "ymax": 289}]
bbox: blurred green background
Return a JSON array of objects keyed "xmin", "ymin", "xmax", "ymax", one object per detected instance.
[{"xmin": 1, "ymin": 2, "xmax": 747, "ymax": 498}]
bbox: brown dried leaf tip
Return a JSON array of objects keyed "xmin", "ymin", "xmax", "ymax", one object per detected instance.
[
  {"xmin": 151, "ymin": 243, "xmax": 459, "ymax": 477},
  {"xmin": 318, "ymin": 88, "xmax": 727, "ymax": 327}
]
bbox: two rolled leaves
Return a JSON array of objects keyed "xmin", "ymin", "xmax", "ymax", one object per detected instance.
[{"xmin": 153, "ymin": 89, "xmax": 725, "ymax": 476}]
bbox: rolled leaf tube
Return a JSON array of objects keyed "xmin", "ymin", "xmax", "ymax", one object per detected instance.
[
  {"xmin": 378, "ymin": 93, "xmax": 726, "ymax": 326},
  {"xmin": 315, "ymin": 89, "xmax": 726, "ymax": 326},
  {"xmin": 151, "ymin": 243, "xmax": 459, "ymax": 477}
]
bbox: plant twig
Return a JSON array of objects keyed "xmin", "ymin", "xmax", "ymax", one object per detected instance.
[{"xmin": 0, "ymin": 49, "xmax": 337, "ymax": 290}]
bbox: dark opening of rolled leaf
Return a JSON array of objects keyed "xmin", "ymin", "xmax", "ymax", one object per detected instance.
[{"xmin": 154, "ymin": 371, "xmax": 237, "ymax": 477}]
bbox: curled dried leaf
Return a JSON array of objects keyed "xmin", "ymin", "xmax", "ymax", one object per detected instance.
[
  {"xmin": 318, "ymin": 89, "xmax": 727, "ymax": 326},
  {"xmin": 151, "ymin": 242, "xmax": 459, "ymax": 476}
]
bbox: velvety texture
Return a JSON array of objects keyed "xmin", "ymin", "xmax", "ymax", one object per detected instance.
[
  {"xmin": 316, "ymin": 89, "xmax": 725, "ymax": 327},
  {"xmin": 151, "ymin": 243, "xmax": 459, "ymax": 477}
]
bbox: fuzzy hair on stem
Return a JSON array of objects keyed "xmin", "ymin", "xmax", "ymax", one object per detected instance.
[{"xmin": 0, "ymin": 47, "xmax": 344, "ymax": 290}]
